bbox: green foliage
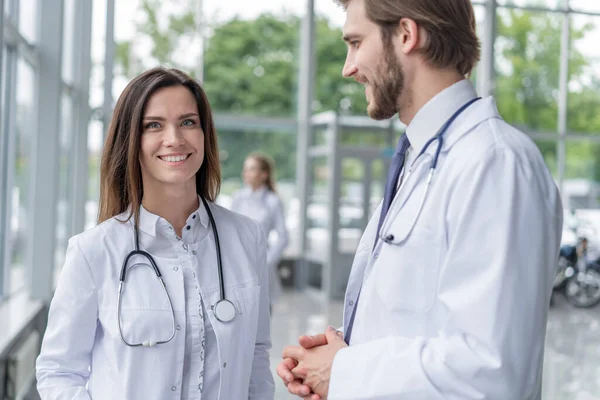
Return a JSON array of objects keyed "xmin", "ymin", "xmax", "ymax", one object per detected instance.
[
  {"xmin": 114, "ymin": 3, "xmax": 600, "ymax": 185},
  {"xmin": 495, "ymin": 9, "xmax": 600, "ymax": 181}
]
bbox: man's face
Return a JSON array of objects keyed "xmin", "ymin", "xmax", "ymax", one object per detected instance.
[{"xmin": 342, "ymin": 0, "xmax": 405, "ymax": 120}]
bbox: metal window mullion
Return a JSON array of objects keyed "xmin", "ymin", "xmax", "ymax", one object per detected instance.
[
  {"xmin": 557, "ymin": 13, "xmax": 570, "ymax": 193},
  {"xmin": 3, "ymin": 18, "xmax": 38, "ymax": 67},
  {"xmin": 477, "ymin": 0, "xmax": 497, "ymax": 97},
  {"xmin": 1, "ymin": 48, "xmax": 17, "ymax": 297},
  {"xmin": 0, "ymin": 0, "xmax": 5, "ymax": 298},
  {"xmin": 295, "ymin": 0, "xmax": 316, "ymax": 291},
  {"xmin": 70, "ymin": 0, "xmax": 93, "ymax": 236},
  {"xmin": 28, "ymin": 0, "xmax": 64, "ymax": 301},
  {"xmin": 102, "ymin": 0, "xmax": 115, "ymax": 140}
]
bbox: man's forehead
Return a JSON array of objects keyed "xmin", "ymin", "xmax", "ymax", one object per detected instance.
[{"xmin": 342, "ymin": 0, "xmax": 366, "ymax": 34}]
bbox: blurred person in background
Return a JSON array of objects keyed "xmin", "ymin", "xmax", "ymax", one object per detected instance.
[
  {"xmin": 231, "ymin": 152, "xmax": 289, "ymax": 312},
  {"xmin": 36, "ymin": 67, "xmax": 274, "ymax": 400}
]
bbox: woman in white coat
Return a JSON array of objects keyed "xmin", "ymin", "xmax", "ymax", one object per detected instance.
[
  {"xmin": 36, "ymin": 67, "xmax": 274, "ymax": 400},
  {"xmin": 231, "ymin": 153, "xmax": 289, "ymax": 308}
]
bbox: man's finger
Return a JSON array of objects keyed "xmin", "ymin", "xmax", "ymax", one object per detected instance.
[
  {"xmin": 282, "ymin": 345, "xmax": 306, "ymax": 360},
  {"xmin": 286, "ymin": 380, "xmax": 313, "ymax": 397},
  {"xmin": 325, "ymin": 325, "xmax": 347, "ymax": 344},
  {"xmin": 298, "ymin": 333, "xmax": 328, "ymax": 349},
  {"xmin": 276, "ymin": 358, "xmax": 298, "ymax": 383},
  {"xmin": 303, "ymin": 394, "xmax": 321, "ymax": 400}
]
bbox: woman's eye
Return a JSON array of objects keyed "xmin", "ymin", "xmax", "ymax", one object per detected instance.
[
  {"xmin": 145, "ymin": 122, "xmax": 161, "ymax": 129},
  {"xmin": 181, "ymin": 119, "xmax": 196, "ymax": 127}
]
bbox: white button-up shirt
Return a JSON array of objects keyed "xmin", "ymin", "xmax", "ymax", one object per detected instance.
[
  {"xmin": 231, "ymin": 186, "xmax": 289, "ymax": 301},
  {"xmin": 36, "ymin": 199, "xmax": 275, "ymax": 400},
  {"xmin": 330, "ymin": 80, "xmax": 563, "ymax": 399}
]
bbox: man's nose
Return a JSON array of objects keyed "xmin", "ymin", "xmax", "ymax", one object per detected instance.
[{"xmin": 342, "ymin": 53, "xmax": 357, "ymax": 78}]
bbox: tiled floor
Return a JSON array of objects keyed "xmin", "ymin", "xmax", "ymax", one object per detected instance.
[{"xmin": 270, "ymin": 289, "xmax": 600, "ymax": 400}]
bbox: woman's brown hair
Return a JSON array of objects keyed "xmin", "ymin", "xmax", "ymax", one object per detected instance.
[
  {"xmin": 248, "ymin": 152, "xmax": 277, "ymax": 192},
  {"xmin": 334, "ymin": 0, "xmax": 480, "ymax": 76},
  {"xmin": 98, "ymin": 67, "xmax": 221, "ymax": 224}
]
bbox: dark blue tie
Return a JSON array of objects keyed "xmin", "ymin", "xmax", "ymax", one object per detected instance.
[
  {"xmin": 344, "ymin": 133, "xmax": 410, "ymax": 345},
  {"xmin": 376, "ymin": 133, "xmax": 411, "ymax": 241}
]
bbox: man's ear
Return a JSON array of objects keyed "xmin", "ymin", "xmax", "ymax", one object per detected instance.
[{"xmin": 397, "ymin": 18, "xmax": 421, "ymax": 54}]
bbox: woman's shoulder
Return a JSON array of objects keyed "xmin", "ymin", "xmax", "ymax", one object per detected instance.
[
  {"xmin": 70, "ymin": 212, "xmax": 130, "ymax": 253},
  {"xmin": 264, "ymin": 190, "xmax": 284, "ymax": 208}
]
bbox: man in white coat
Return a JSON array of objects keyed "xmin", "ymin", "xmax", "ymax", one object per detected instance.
[{"xmin": 277, "ymin": 0, "xmax": 563, "ymax": 399}]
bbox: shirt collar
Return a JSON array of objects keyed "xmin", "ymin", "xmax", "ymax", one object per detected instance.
[
  {"xmin": 244, "ymin": 185, "xmax": 268, "ymax": 199},
  {"xmin": 405, "ymin": 79, "xmax": 478, "ymax": 155},
  {"xmin": 138, "ymin": 195, "xmax": 210, "ymax": 237}
]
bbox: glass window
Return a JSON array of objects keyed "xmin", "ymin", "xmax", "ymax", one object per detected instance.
[
  {"xmin": 534, "ymin": 138, "xmax": 558, "ymax": 176},
  {"xmin": 85, "ymin": 119, "xmax": 102, "ymax": 231},
  {"xmin": 496, "ymin": 0, "xmax": 566, "ymax": 9},
  {"xmin": 18, "ymin": 0, "xmax": 38, "ymax": 43},
  {"xmin": 9, "ymin": 58, "xmax": 36, "ymax": 295},
  {"xmin": 563, "ymin": 139, "xmax": 600, "ymax": 209},
  {"xmin": 494, "ymin": 9, "xmax": 562, "ymax": 132},
  {"xmin": 567, "ymin": 14, "xmax": 600, "ymax": 135},
  {"xmin": 55, "ymin": 93, "xmax": 73, "ymax": 280},
  {"xmin": 569, "ymin": 0, "xmax": 600, "ymax": 13},
  {"xmin": 62, "ymin": 0, "xmax": 76, "ymax": 82}
]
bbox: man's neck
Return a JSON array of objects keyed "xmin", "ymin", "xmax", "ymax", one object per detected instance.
[{"xmin": 399, "ymin": 68, "xmax": 465, "ymax": 126}]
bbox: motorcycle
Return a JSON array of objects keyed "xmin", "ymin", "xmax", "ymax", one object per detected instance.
[{"xmin": 554, "ymin": 243, "xmax": 600, "ymax": 308}]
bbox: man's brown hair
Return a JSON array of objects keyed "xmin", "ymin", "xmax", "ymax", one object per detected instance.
[
  {"xmin": 335, "ymin": 0, "xmax": 480, "ymax": 76},
  {"xmin": 98, "ymin": 67, "xmax": 221, "ymax": 225}
]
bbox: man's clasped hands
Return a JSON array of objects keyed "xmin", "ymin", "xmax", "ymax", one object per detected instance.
[{"xmin": 276, "ymin": 326, "xmax": 349, "ymax": 400}]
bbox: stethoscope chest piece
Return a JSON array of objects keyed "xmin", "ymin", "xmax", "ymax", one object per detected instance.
[{"xmin": 214, "ymin": 299, "xmax": 236, "ymax": 322}]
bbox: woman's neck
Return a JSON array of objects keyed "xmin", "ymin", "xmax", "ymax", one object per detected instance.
[
  {"xmin": 249, "ymin": 183, "xmax": 267, "ymax": 192},
  {"xmin": 142, "ymin": 184, "xmax": 199, "ymax": 237}
]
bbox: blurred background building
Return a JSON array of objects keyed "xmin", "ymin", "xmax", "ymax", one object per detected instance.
[{"xmin": 1, "ymin": 0, "xmax": 600, "ymax": 398}]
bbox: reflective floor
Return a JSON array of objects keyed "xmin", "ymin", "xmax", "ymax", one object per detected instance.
[{"xmin": 270, "ymin": 290, "xmax": 600, "ymax": 400}]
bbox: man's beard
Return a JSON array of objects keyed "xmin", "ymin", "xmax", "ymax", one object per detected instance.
[{"xmin": 367, "ymin": 45, "xmax": 404, "ymax": 121}]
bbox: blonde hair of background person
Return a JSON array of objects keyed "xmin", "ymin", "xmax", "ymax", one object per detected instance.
[
  {"xmin": 277, "ymin": 0, "xmax": 563, "ymax": 399},
  {"xmin": 230, "ymin": 152, "xmax": 289, "ymax": 309},
  {"xmin": 36, "ymin": 67, "xmax": 274, "ymax": 400}
]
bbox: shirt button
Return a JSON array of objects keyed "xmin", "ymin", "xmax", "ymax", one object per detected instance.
[
  {"xmin": 186, "ymin": 225, "xmax": 191, "ymax": 230},
  {"xmin": 173, "ymin": 266, "xmax": 179, "ymax": 271},
  {"xmin": 349, "ymin": 300, "xmax": 354, "ymax": 306},
  {"xmin": 171, "ymin": 386, "xmax": 176, "ymax": 391},
  {"xmin": 176, "ymin": 324, "xmax": 181, "ymax": 330},
  {"xmin": 193, "ymin": 215, "xmax": 197, "ymax": 219},
  {"xmin": 192, "ymin": 250, "xmax": 197, "ymax": 255},
  {"xmin": 223, "ymin": 362, "xmax": 227, "ymax": 368}
]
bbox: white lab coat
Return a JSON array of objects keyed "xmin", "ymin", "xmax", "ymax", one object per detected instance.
[
  {"xmin": 231, "ymin": 186, "xmax": 289, "ymax": 302},
  {"xmin": 36, "ymin": 202, "xmax": 274, "ymax": 400},
  {"xmin": 329, "ymin": 91, "xmax": 563, "ymax": 399}
]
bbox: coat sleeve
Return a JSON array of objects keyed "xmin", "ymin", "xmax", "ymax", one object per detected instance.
[
  {"xmin": 328, "ymin": 145, "xmax": 563, "ymax": 399},
  {"xmin": 248, "ymin": 220, "xmax": 276, "ymax": 399},
  {"xmin": 266, "ymin": 196, "xmax": 289, "ymax": 268},
  {"xmin": 36, "ymin": 236, "xmax": 97, "ymax": 400}
]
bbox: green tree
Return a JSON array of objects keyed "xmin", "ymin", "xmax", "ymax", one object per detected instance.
[
  {"xmin": 495, "ymin": 10, "xmax": 600, "ymax": 180},
  {"xmin": 114, "ymin": 4, "xmax": 367, "ymax": 183}
]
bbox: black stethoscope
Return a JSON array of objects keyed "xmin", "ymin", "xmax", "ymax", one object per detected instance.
[
  {"xmin": 379, "ymin": 97, "xmax": 481, "ymax": 244},
  {"xmin": 117, "ymin": 197, "xmax": 236, "ymax": 347}
]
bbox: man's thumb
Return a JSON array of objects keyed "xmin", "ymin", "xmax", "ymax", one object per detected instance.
[{"xmin": 326, "ymin": 326, "xmax": 344, "ymax": 342}]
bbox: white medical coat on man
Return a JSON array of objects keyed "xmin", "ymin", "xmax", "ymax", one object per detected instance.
[{"xmin": 329, "ymin": 80, "xmax": 563, "ymax": 400}]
